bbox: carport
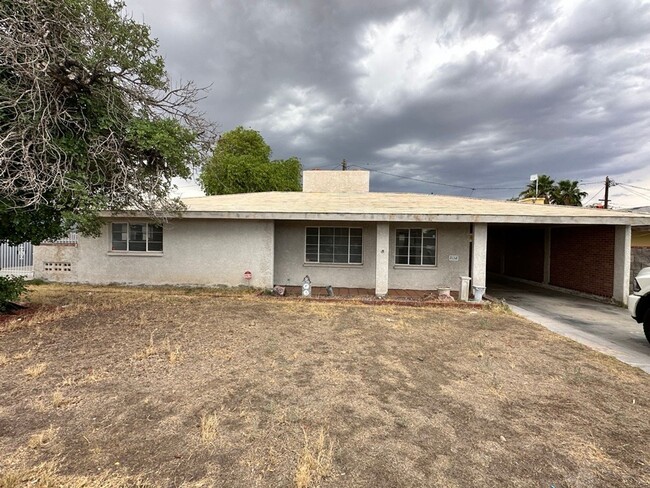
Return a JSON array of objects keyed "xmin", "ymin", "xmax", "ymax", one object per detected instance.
[{"xmin": 486, "ymin": 223, "xmax": 631, "ymax": 304}]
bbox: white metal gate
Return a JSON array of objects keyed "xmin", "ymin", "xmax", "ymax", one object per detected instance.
[{"xmin": 0, "ymin": 241, "xmax": 34, "ymax": 278}]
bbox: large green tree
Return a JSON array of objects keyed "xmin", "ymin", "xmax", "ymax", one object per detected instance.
[
  {"xmin": 0, "ymin": 0, "xmax": 215, "ymax": 245},
  {"xmin": 200, "ymin": 127, "xmax": 302, "ymax": 195}
]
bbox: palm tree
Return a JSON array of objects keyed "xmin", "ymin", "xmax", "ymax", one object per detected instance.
[
  {"xmin": 551, "ymin": 180, "xmax": 587, "ymax": 206},
  {"xmin": 519, "ymin": 174, "xmax": 555, "ymax": 203}
]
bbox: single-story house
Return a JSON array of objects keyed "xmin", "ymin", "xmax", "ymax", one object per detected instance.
[{"xmin": 34, "ymin": 170, "xmax": 650, "ymax": 305}]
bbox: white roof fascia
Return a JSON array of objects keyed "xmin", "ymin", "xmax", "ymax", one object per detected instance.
[{"xmin": 98, "ymin": 210, "xmax": 650, "ymax": 226}]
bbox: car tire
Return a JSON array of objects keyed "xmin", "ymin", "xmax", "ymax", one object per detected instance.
[{"xmin": 644, "ymin": 312, "xmax": 650, "ymax": 345}]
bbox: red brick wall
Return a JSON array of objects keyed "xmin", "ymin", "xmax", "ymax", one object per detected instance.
[
  {"xmin": 487, "ymin": 227, "xmax": 545, "ymax": 283},
  {"xmin": 550, "ymin": 226, "xmax": 614, "ymax": 297}
]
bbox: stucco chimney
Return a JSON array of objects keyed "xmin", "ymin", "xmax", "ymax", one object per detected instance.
[{"xmin": 302, "ymin": 170, "xmax": 370, "ymax": 193}]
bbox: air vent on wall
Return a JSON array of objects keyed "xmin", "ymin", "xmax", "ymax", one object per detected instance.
[{"xmin": 44, "ymin": 262, "xmax": 72, "ymax": 272}]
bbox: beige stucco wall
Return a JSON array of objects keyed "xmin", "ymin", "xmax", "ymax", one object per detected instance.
[
  {"xmin": 273, "ymin": 221, "xmax": 471, "ymax": 291},
  {"xmin": 388, "ymin": 223, "xmax": 471, "ymax": 291},
  {"xmin": 274, "ymin": 221, "xmax": 377, "ymax": 288},
  {"xmin": 35, "ymin": 219, "xmax": 472, "ymax": 292},
  {"xmin": 37, "ymin": 219, "xmax": 275, "ymax": 288}
]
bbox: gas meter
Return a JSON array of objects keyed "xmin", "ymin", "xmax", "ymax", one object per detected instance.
[{"xmin": 302, "ymin": 275, "xmax": 312, "ymax": 297}]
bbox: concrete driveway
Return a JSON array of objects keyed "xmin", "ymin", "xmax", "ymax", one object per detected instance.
[{"xmin": 487, "ymin": 281, "xmax": 650, "ymax": 374}]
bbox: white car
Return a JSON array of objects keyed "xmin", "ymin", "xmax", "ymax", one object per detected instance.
[{"xmin": 629, "ymin": 267, "xmax": 650, "ymax": 344}]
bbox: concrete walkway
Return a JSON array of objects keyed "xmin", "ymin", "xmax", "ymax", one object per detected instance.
[{"xmin": 487, "ymin": 281, "xmax": 650, "ymax": 374}]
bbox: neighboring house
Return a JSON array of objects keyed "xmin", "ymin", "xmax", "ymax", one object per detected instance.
[
  {"xmin": 34, "ymin": 171, "xmax": 650, "ymax": 304},
  {"xmin": 518, "ymin": 197, "xmax": 547, "ymax": 205},
  {"xmin": 633, "ymin": 227, "xmax": 650, "ymax": 247}
]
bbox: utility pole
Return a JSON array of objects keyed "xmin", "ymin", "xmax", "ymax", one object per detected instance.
[
  {"xmin": 604, "ymin": 176, "xmax": 610, "ymax": 209},
  {"xmin": 341, "ymin": 159, "xmax": 347, "ymax": 171}
]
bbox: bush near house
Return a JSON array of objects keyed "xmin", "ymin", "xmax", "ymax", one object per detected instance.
[{"xmin": 0, "ymin": 276, "xmax": 25, "ymax": 312}]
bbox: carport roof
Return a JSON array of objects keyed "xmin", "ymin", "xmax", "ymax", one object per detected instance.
[{"xmin": 162, "ymin": 191, "xmax": 650, "ymax": 225}]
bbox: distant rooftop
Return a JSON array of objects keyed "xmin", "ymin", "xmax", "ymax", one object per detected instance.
[{"xmin": 629, "ymin": 206, "xmax": 650, "ymax": 214}]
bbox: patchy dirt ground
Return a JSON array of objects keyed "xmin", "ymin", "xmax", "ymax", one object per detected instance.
[{"xmin": 0, "ymin": 284, "xmax": 649, "ymax": 487}]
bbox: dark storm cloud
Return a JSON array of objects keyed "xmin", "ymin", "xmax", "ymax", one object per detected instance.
[
  {"xmin": 129, "ymin": 0, "xmax": 650, "ymax": 206},
  {"xmin": 552, "ymin": 0, "xmax": 650, "ymax": 48}
]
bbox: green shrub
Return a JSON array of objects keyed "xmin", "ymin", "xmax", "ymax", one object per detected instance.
[{"xmin": 0, "ymin": 276, "xmax": 26, "ymax": 312}]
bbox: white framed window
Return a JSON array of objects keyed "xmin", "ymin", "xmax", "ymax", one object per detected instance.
[
  {"xmin": 305, "ymin": 227, "xmax": 362, "ymax": 264},
  {"xmin": 395, "ymin": 228, "xmax": 436, "ymax": 266},
  {"xmin": 111, "ymin": 223, "xmax": 163, "ymax": 252}
]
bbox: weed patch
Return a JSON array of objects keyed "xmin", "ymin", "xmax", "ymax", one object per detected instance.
[
  {"xmin": 200, "ymin": 412, "xmax": 219, "ymax": 444},
  {"xmin": 24, "ymin": 362, "xmax": 47, "ymax": 378},
  {"xmin": 27, "ymin": 426, "xmax": 57, "ymax": 449},
  {"xmin": 295, "ymin": 428, "xmax": 334, "ymax": 488}
]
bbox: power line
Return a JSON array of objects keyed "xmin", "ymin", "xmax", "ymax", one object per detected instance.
[
  {"xmin": 583, "ymin": 186, "xmax": 604, "ymax": 206},
  {"xmin": 349, "ymin": 164, "xmax": 522, "ymax": 191},
  {"xmin": 618, "ymin": 183, "xmax": 650, "ymax": 193},
  {"xmin": 309, "ymin": 164, "xmax": 625, "ymax": 198},
  {"xmin": 614, "ymin": 188, "xmax": 650, "ymax": 205},
  {"xmin": 358, "ymin": 166, "xmax": 476, "ymax": 190},
  {"xmin": 316, "ymin": 163, "xmax": 344, "ymax": 170},
  {"xmin": 616, "ymin": 184, "xmax": 650, "ymax": 203}
]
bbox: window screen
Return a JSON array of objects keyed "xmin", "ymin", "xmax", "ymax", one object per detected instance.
[
  {"xmin": 395, "ymin": 228, "xmax": 436, "ymax": 265},
  {"xmin": 111, "ymin": 223, "xmax": 163, "ymax": 252},
  {"xmin": 305, "ymin": 227, "xmax": 362, "ymax": 264}
]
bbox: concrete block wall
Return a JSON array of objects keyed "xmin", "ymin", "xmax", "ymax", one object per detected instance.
[
  {"xmin": 33, "ymin": 244, "xmax": 80, "ymax": 282},
  {"xmin": 631, "ymin": 247, "xmax": 650, "ymax": 288},
  {"xmin": 550, "ymin": 225, "xmax": 615, "ymax": 297}
]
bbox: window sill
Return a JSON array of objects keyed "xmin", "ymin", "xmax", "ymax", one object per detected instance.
[
  {"xmin": 303, "ymin": 262, "xmax": 364, "ymax": 268},
  {"xmin": 107, "ymin": 251, "xmax": 164, "ymax": 257},
  {"xmin": 393, "ymin": 264, "xmax": 437, "ymax": 270}
]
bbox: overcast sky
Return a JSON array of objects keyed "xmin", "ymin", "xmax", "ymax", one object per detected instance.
[{"xmin": 127, "ymin": 0, "xmax": 650, "ymax": 208}]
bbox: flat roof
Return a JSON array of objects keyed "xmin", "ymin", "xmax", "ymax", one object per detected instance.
[{"xmin": 154, "ymin": 191, "xmax": 650, "ymax": 225}]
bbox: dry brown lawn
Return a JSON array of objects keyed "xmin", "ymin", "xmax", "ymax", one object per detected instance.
[{"xmin": 0, "ymin": 283, "xmax": 648, "ymax": 487}]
